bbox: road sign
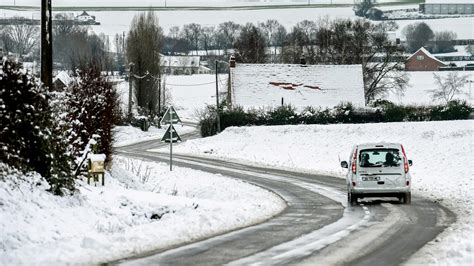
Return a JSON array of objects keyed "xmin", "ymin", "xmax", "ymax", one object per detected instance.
[
  {"xmin": 161, "ymin": 124, "xmax": 182, "ymax": 143},
  {"xmin": 160, "ymin": 106, "xmax": 181, "ymax": 125}
]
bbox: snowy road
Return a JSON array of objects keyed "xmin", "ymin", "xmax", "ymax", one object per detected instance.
[{"xmin": 114, "ymin": 131, "xmax": 454, "ymax": 265}]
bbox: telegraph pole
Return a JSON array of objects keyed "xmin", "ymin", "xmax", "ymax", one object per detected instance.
[
  {"xmin": 41, "ymin": 0, "xmax": 53, "ymax": 89},
  {"xmin": 215, "ymin": 60, "xmax": 221, "ymax": 133},
  {"xmin": 128, "ymin": 63, "xmax": 134, "ymax": 121}
]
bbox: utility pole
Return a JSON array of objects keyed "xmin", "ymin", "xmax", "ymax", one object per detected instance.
[
  {"xmin": 128, "ymin": 63, "xmax": 134, "ymax": 121},
  {"xmin": 41, "ymin": 0, "xmax": 52, "ymax": 89},
  {"xmin": 158, "ymin": 72, "xmax": 162, "ymax": 128},
  {"xmin": 215, "ymin": 61, "xmax": 221, "ymax": 133}
]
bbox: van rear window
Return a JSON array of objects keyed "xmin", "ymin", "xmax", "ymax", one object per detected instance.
[{"xmin": 359, "ymin": 149, "xmax": 401, "ymax": 168}]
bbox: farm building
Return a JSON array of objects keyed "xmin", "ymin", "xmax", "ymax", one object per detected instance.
[
  {"xmin": 405, "ymin": 47, "xmax": 447, "ymax": 71},
  {"xmin": 420, "ymin": 0, "xmax": 474, "ymax": 14},
  {"xmin": 229, "ymin": 59, "xmax": 366, "ymax": 110},
  {"xmin": 160, "ymin": 55, "xmax": 211, "ymax": 75},
  {"xmin": 75, "ymin": 11, "xmax": 96, "ymax": 22}
]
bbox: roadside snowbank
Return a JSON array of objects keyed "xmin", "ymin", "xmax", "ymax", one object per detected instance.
[
  {"xmin": 169, "ymin": 120, "xmax": 473, "ymax": 264},
  {"xmin": 0, "ymin": 159, "xmax": 285, "ymax": 264}
]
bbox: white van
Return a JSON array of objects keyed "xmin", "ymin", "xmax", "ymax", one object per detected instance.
[{"xmin": 340, "ymin": 143, "xmax": 413, "ymax": 205}]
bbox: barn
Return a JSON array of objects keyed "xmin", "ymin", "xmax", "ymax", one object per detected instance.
[{"xmin": 405, "ymin": 47, "xmax": 447, "ymax": 71}]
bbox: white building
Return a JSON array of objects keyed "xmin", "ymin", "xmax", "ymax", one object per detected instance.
[
  {"xmin": 421, "ymin": 0, "xmax": 474, "ymax": 14},
  {"xmin": 160, "ymin": 55, "xmax": 212, "ymax": 75},
  {"xmin": 75, "ymin": 11, "xmax": 95, "ymax": 22},
  {"xmin": 229, "ymin": 61, "xmax": 366, "ymax": 110}
]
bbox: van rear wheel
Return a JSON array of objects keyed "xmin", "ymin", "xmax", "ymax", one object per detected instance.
[
  {"xmin": 348, "ymin": 191, "xmax": 357, "ymax": 206},
  {"xmin": 403, "ymin": 192, "xmax": 412, "ymax": 204}
]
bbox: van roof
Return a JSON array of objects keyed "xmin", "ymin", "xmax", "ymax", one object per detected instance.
[{"xmin": 356, "ymin": 143, "xmax": 402, "ymax": 150}]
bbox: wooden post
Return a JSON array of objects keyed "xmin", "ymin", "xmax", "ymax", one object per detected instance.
[
  {"xmin": 128, "ymin": 63, "xmax": 133, "ymax": 121},
  {"xmin": 215, "ymin": 60, "xmax": 221, "ymax": 133},
  {"xmin": 41, "ymin": 0, "xmax": 52, "ymax": 90}
]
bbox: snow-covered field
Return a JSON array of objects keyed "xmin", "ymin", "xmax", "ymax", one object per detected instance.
[
  {"xmin": 6, "ymin": 0, "xmax": 403, "ymax": 7},
  {"xmin": 165, "ymin": 120, "xmax": 473, "ymax": 264},
  {"xmin": 0, "ymin": 159, "xmax": 285, "ymax": 264},
  {"xmin": 385, "ymin": 71, "xmax": 474, "ymax": 105},
  {"xmin": 2, "ymin": 5, "xmax": 473, "ymax": 39}
]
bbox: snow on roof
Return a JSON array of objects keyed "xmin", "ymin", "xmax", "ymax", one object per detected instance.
[
  {"xmin": 78, "ymin": 11, "xmax": 90, "ymax": 16},
  {"xmin": 408, "ymin": 47, "xmax": 446, "ymax": 65},
  {"xmin": 161, "ymin": 55, "xmax": 201, "ymax": 68},
  {"xmin": 87, "ymin": 153, "xmax": 106, "ymax": 161},
  {"xmin": 231, "ymin": 64, "xmax": 365, "ymax": 110},
  {"xmin": 53, "ymin": 71, "xmax": 73, "ymax": 86}
]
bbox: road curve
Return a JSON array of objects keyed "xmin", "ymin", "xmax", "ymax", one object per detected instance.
[{"xmin": 113, "ymin": 131, "xmax": 454, "ymax": 265}]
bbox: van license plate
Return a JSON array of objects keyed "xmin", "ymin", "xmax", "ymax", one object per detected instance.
[{"xmin": 363, "ymin": 176, "xmax": 380, "ymax": 181}]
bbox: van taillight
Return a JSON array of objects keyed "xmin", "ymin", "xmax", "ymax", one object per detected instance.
[
  {"xmin": 352, "ymin": 148, "xmax": 358, "ymax": 174},
  {"xmin": 401, "ymin": 145, "xmax": 409, "ymax": 173}
]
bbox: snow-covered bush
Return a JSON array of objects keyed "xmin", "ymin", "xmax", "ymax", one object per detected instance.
[
  {"xmin": 66, "ymin": 68, "xmax": 120, "ymax": 165},
  {"xmin": 0, "ymin": 59, "xmax": 74, "ymax": 195}
]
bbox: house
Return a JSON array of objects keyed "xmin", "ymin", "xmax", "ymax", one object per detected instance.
[
  {"xmin": 160, "ymin": 55, "xmax": 212, "ymax": 75},
  {"xmin": 405, "ymin": 47, "xmax": 447, "ymax": 71},
  {"xmin": 228, "ymin": 58, "xmax": 366, "ymax": 110},
  {"xmin": 420, "ymin": 0, "xmax": 474, "ymax": 14},
  {"xmin": 53, "ymin": 71, "xmax": 73, "ymax": 91},
  {"xmin": 75, "ymin": 11, "xmax": 96, "ymax": 22}
]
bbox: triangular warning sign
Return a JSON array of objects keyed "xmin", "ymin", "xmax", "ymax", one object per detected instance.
[
  {"xmin": 160, "ymin": 106, "xmax": 182, "ymax": 125},
  {"xmin": 161, "ymin": 124, "xmax": 182, "ymax": 143}
]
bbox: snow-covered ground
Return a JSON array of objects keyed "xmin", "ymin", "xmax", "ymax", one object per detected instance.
[
  {"xmin": 164, "ymin": 120, "xmax": 473, "ymax": 264},
  {"xmin": 0, "ymin": 159, "xmax": 285, "ymax": 264},
  {"xmin": 3, "ymin": 5, "xmax": 473, "ymax": 40},
  {"xmin": 7, "ymin": 0, "xmax": 400, "ymax": 7},
  {"xmin": 385, "ymin": 71, "xmax": 474, "ymax": 105}
]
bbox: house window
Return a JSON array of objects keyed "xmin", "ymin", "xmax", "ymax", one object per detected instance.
[{"xmin": 416, "ymin": 55, "xmax": 425, "ymax": 61}]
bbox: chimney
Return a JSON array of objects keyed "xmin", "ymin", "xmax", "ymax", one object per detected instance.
[
  {"xmin": 229, "ymin": 55, "xmax": 236, "ymax": 68},
  {"xmin": 300, "ymin": 55, "xmax": 306, "ymax": 65}
]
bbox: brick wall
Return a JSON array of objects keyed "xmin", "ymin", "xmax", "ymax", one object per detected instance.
[{"xmin": 405, "ymin": 50, "xmax": 446, "ymax": 71}]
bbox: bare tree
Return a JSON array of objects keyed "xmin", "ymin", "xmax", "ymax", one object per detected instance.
[
  {"xmin": 2, "ymin": 17, "xmax": 39, "ymax": 58},
  {"xmin": 233, "ymin": 23, "xmax": 267, "ymax": 63},
  {"xmin": 259, "ymin": 19, "xmax": 283, "ymax": 62},
  {"xmin": 126, "ymin": 11, "xmax": 164, "ymax": 118},
  {"xmin": 200, "ymin": 26, "xmax": 215, "ymax": 56},
  {"xmin": 403, "ymin": 22, "xmax": 434, "ymax": 53},
  {"xmin": 217, "ymin": 21, "xmax": 241, "ymax": 54},
  {"xmin": 182, "ymin": 23, "xmax": 201, "ymax": 55},
  {"xmin": 431, "ymin": 72, "xmax": 469, "ymax": 104},
  {"xmin": 432, "ymin": 31, "xmax": 457, "ymax": 53}
]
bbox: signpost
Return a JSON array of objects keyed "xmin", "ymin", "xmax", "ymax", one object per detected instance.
[{"xmin": 160, "ymin": 106, "xmax": 182, "ymax": 171}]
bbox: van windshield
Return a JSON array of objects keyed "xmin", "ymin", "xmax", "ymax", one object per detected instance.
[{"xmin": 359, "ymin": 149, "xmax": 401, "ymax": 168}]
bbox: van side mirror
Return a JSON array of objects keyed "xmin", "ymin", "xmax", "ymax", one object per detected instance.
[
  {"xmin": 408, "ymin": 160, "xmax": 413, "ymax": 166},
  {"xmin": 341, "ymin": 161, "xmax": 348, "ymax": 168}
]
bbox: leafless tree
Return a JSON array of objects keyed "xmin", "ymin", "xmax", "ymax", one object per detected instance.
[
  {"xmin": 432, "ymin": 31, "xmax": 457, "ymax": 53},
  {"xmin": 200, "ymin": 26, "xmax": 215, "ymax": 56},
  {"xmin": 431, "ymin": 72, "xmax": 469, "ymax": 104},
  {"xmin": 2, "ymin": 17, "xmax": 39, "ymax": 58},
  {"xmin": 233, "ymin": 23, "xmax": 267, "ymax": 63},
  {"xmin": 217, "ymin": 21, "xmax": 241, "ymax": 54},
  {"xmin": 182, "ymin": 23, "xmax": 201, "ymax": 55}
]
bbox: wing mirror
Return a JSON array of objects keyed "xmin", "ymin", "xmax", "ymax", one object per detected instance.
[
  {"xmin": 341, "ymin": 161, "xmax": 348, "ymax": 168},
  {"xmin": 408, "ymin": 160, "xmax": 413, "ymax": 166}
]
